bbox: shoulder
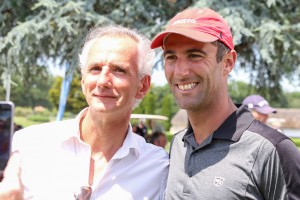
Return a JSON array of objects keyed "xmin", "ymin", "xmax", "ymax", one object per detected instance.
[
  {"xmin": 169, "ymin": 128, "xmax": 187, "ymax": 147},
  {"xmin": 246, "ymin": 120, "xmax": 300, "ymax": 165},
  {"xmin": 171, "ymin": 128, "xmax": 187, "ymax": 141},
  {"xmin": 248, "ymin": 120, "xmax": 289, "ymax": 146},
  {"xmin": 133, "ymin": 133, "xmax": 169, "ymax": 160},
  {"xmin": 246, "ymin": 120, "xmax": 299, "ymax": 156},
  {"xmin": 14, "ymin": 119, "xmax": 75, "ymax": 138},
  {"xmin": 12, "ymin": 119, "xmax": 77, "ymax": 150},
  {"xmin": 247, "ymin": 121, "xmax": 300, "ymax": 198}
]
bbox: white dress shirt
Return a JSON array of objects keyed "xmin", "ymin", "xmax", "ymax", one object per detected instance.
[{"xmin": 12, "ymin": 108, "xmax": 169, "ymax": 199}]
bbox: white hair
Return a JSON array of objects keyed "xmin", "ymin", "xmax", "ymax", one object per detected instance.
[
  {"xmin": 79, "ymin": 25, "xmax": 154, "ymax": 78},
  {"xmin": 79, "ymin": 25, "xmax": 155, "ymax": 107}
]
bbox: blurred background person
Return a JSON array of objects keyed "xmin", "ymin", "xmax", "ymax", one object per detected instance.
[
  {"xmin": 135, "ymin": 119, "xmax": 148, "ymax": 138},
  {"xmin": 149, "ymin": 131, "xmax": 167, "ymax": 149},
  {"xmin": 242, "ymin": 94, "xmax": 277, "ymax": 124}
]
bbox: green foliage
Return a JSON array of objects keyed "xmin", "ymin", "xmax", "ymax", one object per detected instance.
[
  {"xmin": 14, "ymin": 116, "xmax": 40, "ymax": 127},
  {"xmin": 166, "ymin": 132, "xmax": 174, "ymax": 143},
  {"xmin": 0, "ymin": 0, "xmax": 181, "ymax": 82},
  {"xmin": 143, "ymin": 91, "xmax": 156, "ymax": 114},
  {"xmin": 14, "ymin": 106, "xmax": 55, "ymax": 127},
  {"xmin": 133, "ymin": 84, "xmax": 179, "ymax": 131},
  {"xmin": 27, "ymin": 114, "xmax": 50, "ymax": 123},
  {"xmin": 14, "ymin": 107, "xmax": 34, "ymax": 116},
  {"xmin": 229, "ymin": 80, "xmax": 300, "ymax": 108},
  {"xmin": 291, "ymin": 138, "xmax": 300, "ymax": 149},
  {"xmin": 161, "ymin": 0, "xmax": 300, "ymax": 101},
  {"xmin": 48, "ymin": 76, "xmax": 62, "ymax": 110},
  {"xmin": 1, "ymin": 0, "xmax": 300, "ymax": 113},
  {"xmin": 285, "ymin": 92, "xmax": 300, "ymax": 108},
  {"xmin": 0, "ymin": 71, "xmax": 54, "ymax": 109},
  {"xmin": 229, "ymin": 81, "xmax": 253, "ymax": 104},
  {"xmin": 161, "ymin": 94, "xmax": 173, "ymax": 130},
  {"xmin": 152, "ymin": 84, "xmax": 179, "ymax": 116},
  {"xmin": 48, "ymin": 70, "xmax": 87, "ymax": 114}
]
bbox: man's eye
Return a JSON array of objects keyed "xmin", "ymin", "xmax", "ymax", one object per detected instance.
[
  {"xmin": 89, "ymin": 66, "xmax": 101, "ymax": 72},
  {"xmin": 164, "ymin": 55, "xmax": 176, "ymax": 60},
  {"xmin": 188, "ymin": 54, "xmax": 201, "ymax": 59},
  {"xmin": 114, "ymin": 67, "xmax": 126, "ymax": 74}
]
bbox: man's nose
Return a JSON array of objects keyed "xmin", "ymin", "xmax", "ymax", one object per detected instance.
[
  {"xmin": 174, "ymin": 59, "xmax": 190, "ymax": 79},
  {"xmin": 97, "ymin": 67, "xmax": 112, "ymax": 87}
]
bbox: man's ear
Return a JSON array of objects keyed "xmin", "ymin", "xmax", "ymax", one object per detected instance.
[
  {"xmin": 135, "ymin": 75, "xmax": 151, "ymax": 99},
  {"xmin": 223, "ymin": 50, "xmax": 237, "ymax": 75}
]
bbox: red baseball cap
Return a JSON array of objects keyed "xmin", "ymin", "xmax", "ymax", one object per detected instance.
[{"xmin": 151, "ymin": 8, "xmax": 234, "ymax": 50}]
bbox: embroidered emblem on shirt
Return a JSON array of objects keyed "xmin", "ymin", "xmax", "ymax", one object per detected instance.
[{"xmin": 214, "ymin": 177, "xmax": 225, "ymax": 186}]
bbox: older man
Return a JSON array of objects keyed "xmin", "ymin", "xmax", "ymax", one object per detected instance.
[{"xmin": 0, "ymin": 25, "xmax": 169, "ymax": 200}]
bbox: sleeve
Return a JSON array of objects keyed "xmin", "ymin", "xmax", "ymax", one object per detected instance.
[
  {"xmin": 159, "ymin": 167, "xmax": 169, "ymax": 200},
  {"xmin": 276, "ymin": 139, "xmax": 300, "ymax": 200},
  {"xmin": 261, "ymin": 139, "xmax": 300, "ymax": 200}
]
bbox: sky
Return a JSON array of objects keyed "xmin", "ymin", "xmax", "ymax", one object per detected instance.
[{"xmin": 151, "ymin": 69, "xmax": 167, "ymax": 86}]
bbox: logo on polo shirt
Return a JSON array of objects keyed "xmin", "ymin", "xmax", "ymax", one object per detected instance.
[{"xmin": 214, "ymin": 177, "xmax": 225, "ymax": 186}]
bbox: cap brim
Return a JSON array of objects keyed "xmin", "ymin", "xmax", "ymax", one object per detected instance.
[
  {"xmin": 255, "ymin": 106, "xmax": 277, "ymax": 115},
  {"xmin": 151, "ymin": 27, "xmax": 218, "ymax": 49}
]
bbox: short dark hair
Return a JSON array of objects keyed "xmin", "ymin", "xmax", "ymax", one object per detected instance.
[
  {"xmin": 149, "ymin": 131, "xmax": 165, "ymax": 144},
  {"xmin": 211, "ymin": 40, "xmax": 230, "ymax": 63}
]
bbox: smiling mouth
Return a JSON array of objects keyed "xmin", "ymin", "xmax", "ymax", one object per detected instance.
[
  {"xmin": 94, "ymin": 94, "xmax": 117, "ymax": 99},
  {"xmin": 177, "ymin": 83, "xmax": 198, "ymax": 91}
]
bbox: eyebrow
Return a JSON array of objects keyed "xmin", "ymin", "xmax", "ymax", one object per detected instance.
[
  {"xmin": 163, "ymin": 48, "xmax": 207, "ymax": 57},
  {"xmin": 87, "ymin": 62, "xmax": 102, "ymax": 68}
]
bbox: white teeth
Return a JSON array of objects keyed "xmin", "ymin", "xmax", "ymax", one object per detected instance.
[{"xmin": 178, "ymin": 83, "xmax": 197, "ymax": 91}]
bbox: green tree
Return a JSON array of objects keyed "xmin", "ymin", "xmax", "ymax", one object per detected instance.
[
  {"xmin": 285, "ymin": 92, "xmax": 300, "ymax": 108},
  {"xmin": 1, "ymin": 0, "xmax": 300, "ymax": 106},
  {"xmin": 49, "ymin": 70, "xmax": 87, "ymax": 114},
  {"xmin": 144, "ymin": 91, "xmax": 156, "ymax": 114},
  {"xmin": 48, "ymin": 76, "xmax": 62, "ymax": 110},
  {"xmin": 0, "ymin": 0, "xmax": 182, "ymax": 95},
  {"xmin": 152, "ymin": 0, "xmax": 300, "ymax": 103},
  {"xmin": 152, "ymin": 84, "xmax": 178, "ymax": 118},
  {"xmin": 161, "ymin": 94, "xmax": 173, "ymax": 130},
  {"xmin": 133, "ymin": 84, "xmax": 179, "ymax": 131},
  {"xmin": 229, "ymin": 80, "xmax": 254, "ymax": 104},
  {"xmin": 133, "ymin": 85, "xmax": 157, "ymax": 114},
  {"xmin": 0, "ymin": 70, "xmax": 54, "ymax": 109}
]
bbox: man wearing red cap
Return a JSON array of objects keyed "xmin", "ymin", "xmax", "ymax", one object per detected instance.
[{"xmin": 151, "ymin": 8, "xmax": 300, "ymax": 199}]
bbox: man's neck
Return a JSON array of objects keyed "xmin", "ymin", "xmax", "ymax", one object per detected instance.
[
  {"xmin": 80, "ymin": 110, "xmax": 131, "ymax": 161},
  {"xmin": 187, "ymin": 99, "xmax": 237, "ymax": 144}
]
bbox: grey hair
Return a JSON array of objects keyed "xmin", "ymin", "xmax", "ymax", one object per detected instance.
[
  {"xmin": 211, "ymin": 40, "xmax": 230, "ymax": 63},
  {"xmin": 79, "ymin": 25, "xmax": 154, "ymax": 79},
  {"xmin": 79, "ymin": 25, "xmax": 154, "ymax": 107}
]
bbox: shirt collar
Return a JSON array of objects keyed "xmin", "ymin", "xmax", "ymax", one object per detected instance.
[
  {"xmin": 62, "ymin": 108, "xmax": 140, "ymax": 159},
  {"xmin": 61, "ymin": 108, "xmax": 88, "ymax": 143},
  {"xmin": 112, "ymin": 124, "xmax": 140, "ymax": 160},
  {"xmin": 183, "ymin": 104, "xmax": 254, "ymax": 143}
]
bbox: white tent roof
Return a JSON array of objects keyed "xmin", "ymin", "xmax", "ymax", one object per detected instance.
[{"xmin": 130, "ymin": 114, "xmax": 168, "ymax": 121}]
